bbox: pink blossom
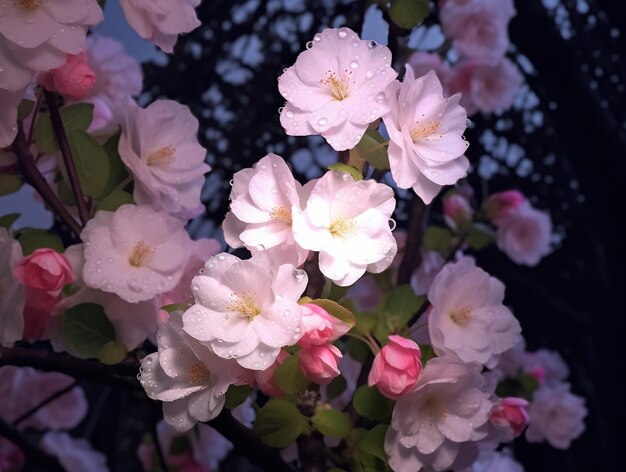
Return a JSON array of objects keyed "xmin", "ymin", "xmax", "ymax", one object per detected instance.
[
  {"xmin": 278, "ymin": 27, "xmax": 397, "ymax": 151},
  {"xmin": 292, "ymin": 171, "xmax": 397, "ymax": 286},
  {"xmin": 39, "ymin": 52, "xmax": 96, "ymax": 99},
  {"xmin": 254, "ymin": 350, "xmax": 289, "ymax": 397},
  {"xmin": 385, "ymin": 357, "xmax": 494, "ymax": 471},
  {"xmin": 522, "ymin": 349, "xmax": 569, "ymax": 387},
  {"xmin": 495, "ymin": 204, "xmax": 552, "ymax": 266},
  {"xmin": 382, "ymin": 68, "xmax": 469, "ymax": 204},
  {"xmin": 428, "ymin": 257, "xmax": 521, "ymax": 367},
  {"xmin": 483, "ymin": 190, "xmax": 526, "ymax": 224},
  {"xmin": 299, "ymin": 303, "xmax": 352, "ymax": 348},
  {"xmin": 448, "ymin": 58, "xmax": 524, "ymax": 116},
  {"xmin": 410, "ymin": 250, "xmax": 445, "ymax": 296},
  {"xmin": 0, "ymin": 366, "xmax": 87, "ymax": 431},
  {"xmin": 0, "ymin": 228, "xmax": 25, "ymax": 346},
  {"xmin": 443, "ymin": 193, "xmax": 473, "ymax": 230},
  {"xmin": 407, "ymin": 51, "xmax": 451, "ymax": 91},
  {"xmin": 440, "ymin": 0, "xmax": 515, "ymax": 60},
  {"xmin": 464, "ymin": 449, "xmax": 524, "ymax": 472},
  {"xmin": 298, "ymin": 344, "xmax": 342, "ymax": 385},
  {"xmin": 0, "ymin": 437, "xmax": 25, "ymax": 472},
  {"xmin": 0, "ymin": 87, "xmax": 25, "ymax": 148},
  {"xmin": 222, "ymin": 153, "xmax": 309, "ymax": 266},
  {"xmin": 182, "ymin": 252, "xmax": 307, "ymax": 370},
  {"xmin": 41, "ymin": 432, "xmax": 108, "ymax": 472},
  {"xmin": 526, "ymin": 383, "xmax": 587, "ymax": 449},
  {"xmin": 119, "ymin": 0, "xmax": 201, "ymax": 53},
  {"xmin": 489, "ymin": 397, "xmax": 529, "ymax": 440},
  {"xmin": 119, "ymin": 100, "xmax": 210, "ymax": 220},
  {"xmin": 368, "ymin": 335, "xmax": 422, "ymax": 400},
  {"xmin": 0, "ymin": 0, "xmax": 103, "ymax": 92}
]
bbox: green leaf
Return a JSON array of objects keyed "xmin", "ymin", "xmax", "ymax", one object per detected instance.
[
  {"xmin": 16, "ymin": 228, "xmax": 64, "ymax": 255},
  {"xmin": 312, "ymin": 409, "xmax": 351, "ymax": 439},
  {"xmin": 347, "ymin": 337, "xmax": 370, "ymax": 363},
  {"xmin": 327, "ymin": 163, "xmax": 363, "ymax": 181},
  {"xmin": 307, "ymin": 298, "xmax": 356, "ymax": 329},
  {"xmin": 17, "ymin": 99, "xmax": 34, "ymax": 121},
  {"xmin": 326, "ymin": 375, "xmax": 347, "ymax": 401},
  {"xmin": 95, "ymin": 190, "xmax": 134, "ymax": 213},
  {"xmin": 388, "ymin": 0, "xmax": 429, "ymax": 30},
  {"xmin": 465, "ymin": 223, "xmax": 495, "ymax": 250},
  {"xmin": 66, "ymin": 129, "xmax": 110, "ymax": 199},
  {"xmin": 160, "ymin": 303, "xmax": 188, "ymax": 314},
  {"xmin": 0, "ymin": 174, "xmax": 22, "ymax": 196},
  {"xmin": 353, "ymin": 386, "xmax": 394, "ymax": 422},
  {"xmin": 379, "ymin": 285, "xmax": 425, "ymax": 333},
  {"xmin": 62, "ymin": 303, "xmax": 117, "ymax": 359},
  {"xmin": 357, "ymin": 425, "xmax": 389, "ymax": 462},
  {"xmin": 353, "ymin": 311, "xmax": 379, "ymax": 336},
  {"xmin": 100, "ymin": 130, "xmax": 130, "ymax": 196},
  {"xmin": 97, "ymin": 341, "xmax": 127, "ymax": 365},
  {"xmin": 224, "ymin": 385, "xmax": 252, "ymax": 409},
  {"xmin": 422, "ymin": 226, "xmax": 454, "ymax": 255},
  {"xmin": 350, "ymin": 129, "xmax": 390, "ymax": 172},
  {"xmin": 253, "ymin": 399, "xmax": 311, "ymax": 448},
  {"xmin": 0, "ymin": 213, "xmax": 20, "ymax": 230},
  {"xmin": 34, "ymin": 103, "xmax": 94, "ymax": 154},
  {"xmin": 274, "ymin": 354, "xmax": 308, "ymax": 395}
]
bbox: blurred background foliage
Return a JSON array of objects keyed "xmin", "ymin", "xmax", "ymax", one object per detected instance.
[{"xmin": 141, "ymin": 0, "xmax": 625, "ymax": 470}]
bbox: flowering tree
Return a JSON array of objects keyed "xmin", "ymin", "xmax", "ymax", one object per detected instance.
[{"xmin": 0, "ymin": 0, "xmax": 604, "ymax": 471}]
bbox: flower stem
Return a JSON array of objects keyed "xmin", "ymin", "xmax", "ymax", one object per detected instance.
[
  {"xmin": 345, "ymin": 332, "xmax": 380, "ymax": 354},
  {"xmin": 43, "ymin": 90, "xmax": 90, "ymax": 227}
]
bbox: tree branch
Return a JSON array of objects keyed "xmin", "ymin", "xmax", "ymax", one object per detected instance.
[
  {"xmin": 397, "ymin": 197, "xmax": 428, "ymax": 285},
  {"xmin": 13, "ymin": 380, "xmax": 78, "ymax": 428},
  {"xmin": 12, "ymin": 126, "xmax": 83, "ymax": 238},
  {"xmin": 43, "ymin": 90, "xmax": 90, "ymax": 227}
]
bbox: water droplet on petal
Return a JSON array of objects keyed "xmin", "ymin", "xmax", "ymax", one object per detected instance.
[
  {"xmin": 350, "ymin": 61, "xmax": 359, "ymax": 69},
  {"xmin": 257, "ymin": 244, "xmax": 266, "ymax": 251},
  {"xmin": 278, "ymin": 106, "xmax": 284, "ymax": 114},
  {"xmin": 338, "ymin": 30, "xmax": 348, "ymax": 39},
  {"xmin": 375, "ymin": 92, "xmax": 386, "ymax": 103},
  {"xmin": 352, "ymin": 40, "xmax": 360, "ymax": 48},
  {"xmin": 293, "ymin": 268, "xmax": 306, "ymax": 280},
  {"xmin": 313, "ymin": 34, "xmax": 322, "ymax": 42},
  {"xmin": 286, "ymin": 110, "xmax": 294, "ymax": 118},
  {"xmin": 318, "ymin": 117, "xmax": 328, "ymax": 126},
  {"xmin": 305, "ymin": 41, "xmax": 313, "ymax": 49},
  {"xmin": 388, "ymin": 219, "xmax": 397, "ymax": 231},
  {"xmin": 368, "ymin": 40, "xmax": 378, "ymax": 49},
  {"xmin": 229, "ymin": 179, "xmax": 234, "ymax": 186}
]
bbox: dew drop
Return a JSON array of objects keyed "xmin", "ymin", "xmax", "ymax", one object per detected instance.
[
  {"xmin": 286, "ymin": 110, "xmax": 294, "ymax": 118},
  {"xmin": 375, "ymin": 92, "xmax": 386, "ymax": 103},
  {"xmin": 278, "ymin": 106, "xmax": 284, "ymax": 114},
  {"xmin": 257, "ymin": 244, "xmax": 266, "ymax": 251},
  {"xmin": 350, "ymin": 61, "xmax": 359, "ymax": 69},
  {"xmin": 338, "ymin": 30, "xmax": 348, "ymax": 39},
  {"xmin": 229, "ymin": 179, "xmax": 234, "ymax": 186},
  {"xmin": 218, "ymin": 254, "xmax": 226, "ymax": 260},
  {"xmin": 318, "ymin": 117, "xmax": 328, "ymax": 126},
  {"xmin": 366, "ymin": 70, "xmax": 374, "ymax": 79},
  {"xmin": 313, "ymin": 34, "xmax": 322, "ymax": 42},
  {"xmin": 368, "ymin": 40, "xmax": 378, "ymax": 49},
  {"xmin": 293, "ymin": 268, "xmax": 306, "ymax": 280},
  {"xmin": 351, "ymin": 40, "xmax": 360, "ymax": 48},
  {"xmin": 388, "ymin": 219, "xmax": 397, "ymax": 231},
  {"xmin": 305, "ymin": 41, "xmax": 313, "ymax": 49}
]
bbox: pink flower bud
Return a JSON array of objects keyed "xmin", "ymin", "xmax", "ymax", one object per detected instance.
[
  {"xmin": 13, "ymin": 248, "xmax": 74, "ymax": 297},
  {"xmin": 484, "ymin": 190, "xmax": 526, "ymax": 223},
  {"xmin": 299, "ymin": 303, "xmax": 351, "ymax": 348},
  {"xmin": 368, "ymin": 335, "xmax": 422, "ymax": 400},
  {"xmin": 490, "ymin": 397, "xmax": 529, "ymax": 438},
  {"xmin": 40, "ymin": 53, "xmax": 96, "ymax": 100},
  {"xmin": 442, "ymin": 194, "xmax": 473, "ymax": 230},
  {"xmin": 255, "ymin": 350, "xmax": 288, "ymax": 397},
  {"xmin": 298, "ymin": 344, "xmax": 342, "ymax": 385}
]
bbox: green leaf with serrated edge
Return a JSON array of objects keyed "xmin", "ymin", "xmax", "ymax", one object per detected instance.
[
  {"xmin": 353, "ymin": 386, "xmax": 394, "ymax": 422},
  {"xmin": 0, "ymin": 174, "xmax": 22, "ymax": 196},
  {"xmin": 0, "ymin": 213, "xmax": 20, "ymax": 230},
  {"xmin": 224, "ymin": 385, "xmax": 252, "ymax": 409},
  {"xmin": 388, "ymin": 0, "xmax": 429, "ymax": 29},
  {"xmin": 66, "ymin": 129, "xmax": 110, "ymax": 199},
  {"xmin": 312, "ymin": 409, "xmax": 351, "ymax": 439},
  {"xmin": 357, "ymin": 424, "xmax": 389, "ymax": 461},
  {"xmin": 350, "ymin": 129, "xmax": 390, "ymax": 172},
  {"xmin": 62, "ymin": 303, "xmax": 117, "ymax": 359},
  {"xmin": 97, "ymin": 341, "xmax": 127, "ymax": 365},
  {"xmin": 347, "ymin": 337, "xmax": 369, "ymax": 363},
  {"xmin": 17, "ymin": 228, "xmax": 64, "ymax": 255},
  {"xmin": 307, "ymin": 299, "xmax": 356, "ymax": 329},
  {"xmin": 17, "ymin": 99, "xmax": 34, "ymax": 121},
  {"xmin": 100, "ymin": 130, "xmax": 130, "ymax": 196},
  {"xmin": 422, "ymin": 226, "xmax": 454, "ymax": 255},
  {"xmin": 380, "ymin": 285, "xmax": 425, "ymax": 333},
  {"xmin": 34, "ymin": 103, "xmax": 94, "ymax": 154},
  {"xmin": 95, "ymin": 190, "xmax": 134, "ymax": 213},
  {"xmin": 326, "ymin": 375, "xmax": 347, "ymax": 401},
  {"xmin": 465, "ymin": 223, "xmax": 495, "ymax": 250},
  {"xmin": 274, "ymin": 354, "xmax": 308, "ymax": 395},
  {"xmin": 327, "ymin": 163, "xmax": 363, "ymax": 181},
  {"xmin": 253, "ymin": 399, "xmax": 311, "ymax": 448}
]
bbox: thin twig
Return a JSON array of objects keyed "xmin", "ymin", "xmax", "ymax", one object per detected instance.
[
  {"xmin": 397, "ymin": 197, "xmax": 428, "ymax": 285},
  {"xmin": 43, "ymin": 90, "xmax": 90, "ymax": 226},
  {"xmin": 12, "ymin": 125, "xmax": 83, "ymax": 237},
  {"xmin": 13, "ymin": 380, "xmax": 78, "ymax": 427},
  {"xmin": 26, "ymin": 89, "xmax": 44, "ymax": 145}
]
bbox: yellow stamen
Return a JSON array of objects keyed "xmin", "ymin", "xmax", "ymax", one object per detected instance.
[
  {"xmin": 425, "ymin": 396, "xmax": 448, "ymax": 420},
  {"xmin": 409, "ymin": 121, "xmax": 441, "ymax": 141},
  {"xmin": 450, "ymin": 306, "xmax": 472, "ymax": 325},
  {"xmin": 18, "ymin": 0, "xmax": 41, "ymax": 11},
  {"xmin": 320, "ymin": 71, "xmax": 351, "ymax": 101},
  {"xmin": 147, "ymin": 145, "xmax": 175, "ymax": 166},
  {"xmin": 226, "ymin": 292, "xmax": 261, "ymax": 320},
  {"xmin": 270, "ymin": 207, "xmax": 292, "ymax": 224},
  {"xmin": 187, "ymin": 362, "xmax": 210, "ymax": 385},
  {"xmin": 128, "ymin": 241, "xmax": 153, "ymax": 267},
  {"xmin": 329, "ymin": 219, "xmax": 356, "ymax": 239}
]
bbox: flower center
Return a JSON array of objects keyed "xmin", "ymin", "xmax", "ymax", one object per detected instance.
[
  {"xmin": 187, "ymin": 362, "xmax": 210, "ymax": 385},
  {"xmin": 128, "ymin": 241, "xmax": 153, "ymax": 267},
  {"xmin": 424, "ymin": 396, "xmax": 448, "ymax": 421},
  {"xmin": 450, "ymin": 305, "xmax": 472, "ymax": 325},
  {"xmin": 226, "ymin": 292, "xmax": 261, "ymax": 320},
  {"xmin": 270, "ymin": 206, "xmax": 292, "ymax": 224},
  {"xmin": 329, "ymin": 218, "xmax": 356, "ymax": 239},
  {"xmin": 409, "ymin": 120, "xmax": 441, "ymax": 142},
  {"xmin": 320, "ymin": 71, "xmax": 351, "ymax": 101},
  {"xmin": 147, "ymin": 145, "xmax": 175, "ymax": 166},
  {"xmin": 18, "ymin": 0, "xmax": 41, "ymax": 11}
]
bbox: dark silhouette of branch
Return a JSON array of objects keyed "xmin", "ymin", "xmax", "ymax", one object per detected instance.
[
  {"xmin": 12, "ymin": 380, "xmax": 78, "ymax": 428},
  {"xmin": 397, "ymin": 197, "xmax": 428, "ymax": 285}
]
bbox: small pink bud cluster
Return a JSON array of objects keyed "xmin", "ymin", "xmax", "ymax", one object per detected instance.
[
  {"xmin": 39, "ymin": 53, "xmax": 96, "ymax": 100},
  {"xmin": 489, "ymin": 397, "xmax": 529, "ymax": 438},
  {"xmin": 443, "ymin": 193, "xmax": 473, "ymax": 230},
  {"xmin": 368, "ymin": 335, "xmax": 422, "ymax": 400},
  {"xmin": 483, "ymin": 190, "xmax": 526, "ymax": 224}
]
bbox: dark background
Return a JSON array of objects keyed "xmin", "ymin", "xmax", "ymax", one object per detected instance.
[{"xmin": 139, "ymin": 0, "xmax": 626, "ymax": 470}]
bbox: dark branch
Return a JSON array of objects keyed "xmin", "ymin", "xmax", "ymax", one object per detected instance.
[
  {"xmin": 13, "ymin": 380, "xmax": 78, "ymax": 428},
  {"xmin": 397, "ymin": 197, "xmax": 428, "ymax": 285}
]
